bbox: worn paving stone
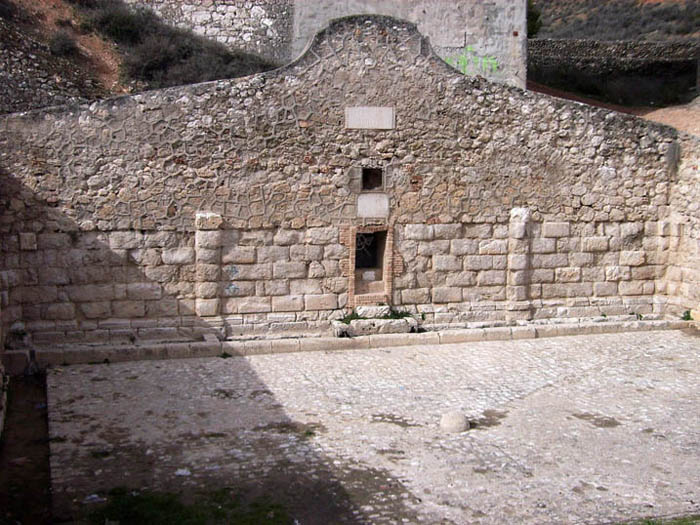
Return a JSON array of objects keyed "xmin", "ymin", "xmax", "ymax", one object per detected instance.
[{"xmin": 47, "ymin": 330, "xmax": 700, "ymax": 523}]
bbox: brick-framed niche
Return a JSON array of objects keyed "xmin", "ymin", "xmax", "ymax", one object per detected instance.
[{"xmin": 340, "ymin": 225, "xmax": 403, "ymax": 308}]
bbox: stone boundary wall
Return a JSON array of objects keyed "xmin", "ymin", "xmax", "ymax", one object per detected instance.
[
  {"xmin": 124, "ymin": 0, "xmax": 527, "ymax": 88},
  {"xmin": 529, "ymin": 39, "xmax": 700, "ymax": 64},
  {"xmin": 0, "ymin": 16, "xmax": 696, "ymax": 348},
  {"xmin": 528, "ymin": 39, "xmax": 699, "ymax": 105}
]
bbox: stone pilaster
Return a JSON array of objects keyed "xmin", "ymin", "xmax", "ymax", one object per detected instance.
[
  {"xmin": 194, "ymin": 212, "xmax": 223, "ymax": 318},
  {"xmin": 506, "ymin": 207, "xmax": 532, "ymax": 321}
]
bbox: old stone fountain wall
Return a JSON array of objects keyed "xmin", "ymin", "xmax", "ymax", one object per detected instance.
[
  {"xmin": 122, "ymin": 0, "xmax": 527, "ymax": 88},
  {"xmin": 0, "ymin": 16, "xmax": 697, "ymax": 348}
]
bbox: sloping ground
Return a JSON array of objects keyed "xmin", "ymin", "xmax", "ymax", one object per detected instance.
[
  {"xmin": 0, "ymin": 0, "xmax": 121, "ymax": 114},
  {"xmin": 0, "ymin": 16, "xmax": 107, "ymax": 114},
  {"xmin": 642, "ymin": 96, "xmax": 700, "ymax": 136},
  {"xmin": 528, "ymin": 80, "xmax": 700, "ymax": 137}
]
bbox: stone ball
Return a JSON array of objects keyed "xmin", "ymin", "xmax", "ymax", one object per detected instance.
[{"xmin": 440, "ymin": 411, "xmax": 470, "ymax": 433}]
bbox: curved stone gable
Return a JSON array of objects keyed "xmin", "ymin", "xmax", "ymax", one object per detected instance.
[
  {"xmin": 0, "ymin": 16, "xmax": 697, "ymax": 349},
  {"xmin": 124, "ymin": 0, "xmax": 527, "ymax": 88}
]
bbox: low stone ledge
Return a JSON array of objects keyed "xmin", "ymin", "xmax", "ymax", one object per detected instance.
[
  {"xmin": 368, "ymin": 333, "xmax": 416, "ymax": 348},
  {"xmin": 1, "ymin": 320, "xmax": 694, "ymax": 371},
  {"xmin": 438, "ymin": 329, "xmax": 486, "ymax": 344},
  {"xmin": 298, "ymin": 336, "xmax": 370, "ymax": 353}
]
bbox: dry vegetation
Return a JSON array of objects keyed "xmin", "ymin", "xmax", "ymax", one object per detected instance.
[{"xmin": 534, "ymin": 0, "xmax": 699, "ymax": 41}]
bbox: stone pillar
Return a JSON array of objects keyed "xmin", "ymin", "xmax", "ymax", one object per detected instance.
[
  {"xmin": 194, "ymin": 212, "xmax": 223, "ymax": 318},
  {"xmin": 506, "ymin": 207, "xmax": 532, "ymax": 322}
]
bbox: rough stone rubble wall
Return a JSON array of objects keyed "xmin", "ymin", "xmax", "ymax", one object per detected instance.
[
  {"xmin": 123, "ymin": 0, "xmax": 294, "ymax": 64},
  {"xmin": 529, "ymin": 39, "xmax": 700, "ymax": 64},
  {"xmin": 0, "ymin": 16, "xmax": 694, "ymax": 347},
  {"xmin": 124, "ymin": 0, "xmax": 527, "ymax": 88}
]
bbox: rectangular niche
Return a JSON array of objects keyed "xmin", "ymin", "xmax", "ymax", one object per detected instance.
[{"xmin": 354, "ymin": 230, "xmax": 387, "ymax": 296}]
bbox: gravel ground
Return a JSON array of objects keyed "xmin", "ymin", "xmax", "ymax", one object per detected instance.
[{"xmin": 48, "ymin": 330, "xmax": 700, "ymax": 524}]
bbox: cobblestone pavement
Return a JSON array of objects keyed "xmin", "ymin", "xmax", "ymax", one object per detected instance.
[{"xmin": 48, "ymin": 330, "xmax": 700, "ymax": 524}]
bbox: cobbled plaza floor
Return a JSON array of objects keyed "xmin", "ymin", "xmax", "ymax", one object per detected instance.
[{"xmin": 47, "ymin": 330, "xmax": 699, "ymax": 524}]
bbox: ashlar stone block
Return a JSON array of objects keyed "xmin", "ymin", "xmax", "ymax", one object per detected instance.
[
  {"xmin": 195, "ymin": 231, "xmax": 222, "ymax": 249},
  {"xmin": 273, "ymin": 229, "xmax": 303, "ymax": 246},
  {"xmin": 272, "ymin": 295, "xmax": 304, "ymax": 312},
  {"xmin": 305, "ymin": 294, "xmax": 338, "ymax": 310},
  {"xmin": 195, "ymin": 212, "xmax": 223, "ymax": 230},
  {"xmin": 221, "ymin": 246, "xmax": 256, "ymax": 264},
  {"xmin": 542, "ymin": 222, "xmax": 570, "ymax": 238},
  {"xmin": 433, "ymin": 255, "xmax": 461, "ymax": 271},
  {"xmin": 112, "ymin": 300, "xmax": 145, "ymax": 318},
  {"xmin": 257, "ymin": 246, "xmax": 289, "ymax": 262},
  {"xmin": 401, "ymin": 288, "xmax": 430, "ymax": 304},
  {"xmin": 196, "ymin": 298, "xmax": 220, "ymax": 316},
  {"xmin": 583, "ymin": 237, "xmax": 609, "ymax": 252},
  {"xmin": 555, "ymin": 267, "xmax": 581, "ymax": 283},
  {"xmin": 620, "ymin": 251, "xmax": 646, "ymax": 266},
  {"xmin": 127, "ymin": 283, "xmax": 162, "ymax": 300},
  {"xmin": 402, "ymin": 224, "xmax": 434, "ymax": 241},
  {"xmin": 19, "ymin": 233, "xmax": 37, "ymax": 251},
  {"xmin": 432, "ymin": 287, "xmax": 462, "ymax": 303},
  {"xmin": 273, "ymin": 261, "xmax": 307, "ymax": 279},
  {"xmin": 479, "ymin": 240, "xmax": 508, "ymax": 255}
]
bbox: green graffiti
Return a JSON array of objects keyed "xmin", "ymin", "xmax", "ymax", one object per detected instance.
[{"xmin": 445, "ymin": 45, "xmax": 500, "ymax": 76}]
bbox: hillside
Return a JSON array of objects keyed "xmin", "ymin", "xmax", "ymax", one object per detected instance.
[
  {"xmin": 0, "ymin": 0, "xmax": 116, "ymax": 114},
  {"xmin": 0, "ymin": 0, "xmax": 274, "ymax": 115},
  {"xmin": 534, "ymin": 0, "xmax": 700, "ymax": 41}
]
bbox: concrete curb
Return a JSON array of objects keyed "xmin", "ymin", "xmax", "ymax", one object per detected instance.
[{"xmin": 1, "ymin": 320, "xmax": 696, "ymax": 374}]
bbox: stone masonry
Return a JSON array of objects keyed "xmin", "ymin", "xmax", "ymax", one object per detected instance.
[
  {"xmin": 0, "ymin": 16, "xmax": 698, "ymax": 349},
  {"xmin": 124, "ymin": 0, "xmax": 527, "ymax": 88}
]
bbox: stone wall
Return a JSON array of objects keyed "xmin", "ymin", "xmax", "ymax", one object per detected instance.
[
  {"xmin": 528, "ymin": 39, "xmax": 699, "ymax": 105},
  {"xmin": 123, "ymin": 0, "xmax": 294, "ymax": 65},
  {"xmin": 125, "ymin": 0, "xmax": 527, "ymax": 88},
  {"xmin": 0, "ymin": 16, "xmax": 696, "ymax": 348},
  {"xmin": 666, "ymin": 134, "xmax": 700, "ymax": 317}
]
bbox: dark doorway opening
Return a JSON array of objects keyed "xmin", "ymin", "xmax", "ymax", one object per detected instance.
[{"xmin": 354, "ymin": 231, "xmax": 386, "ymax": 295}]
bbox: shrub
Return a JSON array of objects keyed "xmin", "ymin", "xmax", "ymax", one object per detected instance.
[
  {"xmin": 65, "ymin": 0, "xmax": 102, "ymax": 7},
  {"xmin": 528, "ymin": 0, "xmax": 543, "ymax": 38},
  {"xmin": 91, "ymin": 4, "xmax": 158, "ymax": 45},
  {"xmin": 67, "ymin": 0, "xmax": 275, "ymax": 89},
  {"xmin": 49, "ymin": 30, "xmax": 78, "ymax": 57},
  {"xmin": 123, "ymin": 30, "xmax": 274, "ymax": 88},
  {"xmin": 0, "ymin": 0, "xmax": 16, "ymax": 20}
]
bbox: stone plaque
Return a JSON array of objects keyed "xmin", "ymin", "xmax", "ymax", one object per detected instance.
[
  {"xmin": 357, "ymin": 193, "xmax": 390, "ymax": 218},
  {"xmin": 345, "ymin": 107, "xmax": 396, "ymax": 129}
]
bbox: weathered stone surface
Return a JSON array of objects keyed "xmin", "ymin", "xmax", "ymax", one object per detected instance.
[
  {"xmin": 19, "ymin": 233, "xmax": 37, "ymax": 251},
  {"xmin": 221, "ymin": 247, "xmax": 256, "ymax": 264},
  {"xmin": 194, "ymin": 212, "xmax": 223, "ymax": 231},
  {"xmin": 620, "ymin": 251, "xmax": 646, "ymax": 266},
  {"xmin": 305, "ymin": 294, "xmax": 338, "ymax": 311},
  {"xmin": 0, "ymin": 16, "xmax": 696, "ymax": 343},
  {"xmin": 440, "ymin": 411, "xmax": 469, "ymax": 433},
  {"xmin": 272, "ymin": 295, "xmax": 304, "ymax": 312},
  {"xmin": 347, "ymin": 317, "xmax": 414, "ymax": 336},
  {"xmin": 273, "ymin": 262, "xmax": 307, "ymax": 279},
  {"xmin": 432, "ymin": 287, "xmax": 462, "ymax": 303},
  {"xmin": 542, "ymin": 222, "xmax": 570, "ymax": 238},
  {"xmin": 355, "ymin": 305, "xmax": 391, "ymax": 318}
]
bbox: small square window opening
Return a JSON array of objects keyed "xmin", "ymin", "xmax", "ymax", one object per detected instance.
[{"xmin": 361, "ymin": 167, "xmax": 383, "ymax": 191}]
